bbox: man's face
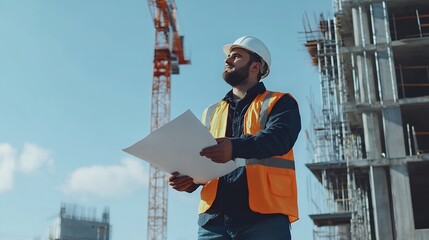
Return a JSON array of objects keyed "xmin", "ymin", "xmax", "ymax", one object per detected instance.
[{"xmin": 222, "ymin": 48, "xmax": 252, "ymax": 87}]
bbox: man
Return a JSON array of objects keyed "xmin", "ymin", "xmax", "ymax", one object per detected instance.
[{"xmin": 169, "ymin": 36, "xmax": 301, "ymax": 240}]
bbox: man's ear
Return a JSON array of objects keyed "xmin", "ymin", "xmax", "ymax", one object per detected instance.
[{"xmin": 251, "ymin": 62, "xmax": 261, "ymax": 73}]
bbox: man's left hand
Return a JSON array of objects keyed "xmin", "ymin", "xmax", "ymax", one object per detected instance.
[{"xmin": 200, "ymin": 137, "xmax": 233, "ymax": 163}]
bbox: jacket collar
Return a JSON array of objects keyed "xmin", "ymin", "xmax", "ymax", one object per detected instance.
[{"xmin": 223, "ymin": 82, "xmax": 266, "ymax": 103}]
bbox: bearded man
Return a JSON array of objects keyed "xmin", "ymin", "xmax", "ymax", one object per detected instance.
[{"xmin": 169, "ymin": 36, "xmax": 301, "ymax": 240}]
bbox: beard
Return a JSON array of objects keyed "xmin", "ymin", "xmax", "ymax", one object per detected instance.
[{"xmin": 222, "ymin": 61, "xmax": 252, "ymax": 87}]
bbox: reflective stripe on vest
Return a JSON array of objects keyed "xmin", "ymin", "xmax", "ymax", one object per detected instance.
[
  {"xmin": 204, "ymin": 102, "xmax": 219, "ymax": 129},
  {"xmin": 235, "ymin": 157, "xmax": 295, "ymax": 170},
  {"xmin": 259, "ymin": 91, "xmax": 273, "ymax": 128}
]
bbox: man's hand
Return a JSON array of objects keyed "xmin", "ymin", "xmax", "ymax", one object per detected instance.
[
  {"xmin": 200, "ymin": 137, "xmax": 233, "ymax": 163},
  {"xmin": 168, "ymin": 172, "xmax": 199, "ymax": 193}
]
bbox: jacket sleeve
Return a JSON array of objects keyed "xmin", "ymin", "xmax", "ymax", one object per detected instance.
[{"xmin": 230, "ymin": 94, "xmax": 301, "ymax": 159}]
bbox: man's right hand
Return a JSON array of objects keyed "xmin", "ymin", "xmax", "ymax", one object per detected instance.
[
  {"xmin": 168, "ymin": 172, "xmax": 200, "ymax": 193},
  {"xmin": 200, "ymin": 137, "xmax": 233, "ymax": 163}
]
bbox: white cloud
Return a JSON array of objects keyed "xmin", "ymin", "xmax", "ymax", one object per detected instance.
[
  {"xmin": 0, "ymin": 143, "xmax": 17, "ymax": 192},
  {"xmin": 0, "ymin": 142, "xmax": 53, "ymax": 193},
  {"xmin": 18, "ymin": 143, "xmax": 53, "ymax": 173},
  {"xmin": 60, "ymin": 158, "xmax": 148, "ymax": 198}
]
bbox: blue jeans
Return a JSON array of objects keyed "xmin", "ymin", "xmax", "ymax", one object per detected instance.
[{"xmin": 198, "ymin": 215, "xmax": 291, "ymax": 240}]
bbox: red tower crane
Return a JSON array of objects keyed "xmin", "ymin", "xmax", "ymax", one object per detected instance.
[{"xmin": 147, "ymin": 0, "xmax": 190, "ymax": 239}]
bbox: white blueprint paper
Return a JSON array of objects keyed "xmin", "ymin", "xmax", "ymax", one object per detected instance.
[{"xmin": 123, "ymin": 110, "xmax": 237, "ymax": 184}]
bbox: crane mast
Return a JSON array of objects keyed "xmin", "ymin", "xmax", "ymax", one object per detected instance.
[{"xmin": 147, "ymin": 1, "xmax": 189, "ymax": 239}]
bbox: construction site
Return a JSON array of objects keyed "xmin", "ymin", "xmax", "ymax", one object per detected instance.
[
  {"xmin": 48, "ymin": 0, "xmax": 429, "ymax": 239},
  {"xmin": 304, "ymin": 0, "xmax": 429, "ymax": 239}
]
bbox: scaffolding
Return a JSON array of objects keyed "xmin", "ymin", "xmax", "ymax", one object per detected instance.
[
  {"xmin": 305, "ymin": 13, "xmax": 370, "ymax": 240},
  {"xmin": 304, "ymin": 0, "xmax": 429, "ymax": 239}
]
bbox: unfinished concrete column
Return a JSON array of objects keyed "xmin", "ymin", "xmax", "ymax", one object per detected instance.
[
  {"xmin": 369, "ymin": 165, "xmax": 394, "ymax": 240},
  {"xmin": 351, "ymin": 6, "xmax": 382, "ymax": 159},
  {"xmin": 352, "ymin": 4, "xmax": 394, "ymax": 240},
  {"xmin": 371, "ymin": 2, "xmax": 413, "ymax": 239}
]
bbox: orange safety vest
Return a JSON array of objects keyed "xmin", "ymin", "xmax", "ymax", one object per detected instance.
[{"xmin": 199, "ymin": 90, "xmax": 299, "ymax": 223}]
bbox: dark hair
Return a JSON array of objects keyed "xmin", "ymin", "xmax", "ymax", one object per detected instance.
[{"xmin": 247, "ymin": 51, "xmax": 264, "ymax": 80}]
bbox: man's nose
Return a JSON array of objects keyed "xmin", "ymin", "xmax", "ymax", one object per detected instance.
[{"xmin": 225, "ymin": 56, "xmax": 233, "ymax": 65}]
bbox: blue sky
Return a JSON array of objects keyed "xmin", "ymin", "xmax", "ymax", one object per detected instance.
[{"xmin": 0, "ymin": 1, "xmax": 332, "ymax": 239}]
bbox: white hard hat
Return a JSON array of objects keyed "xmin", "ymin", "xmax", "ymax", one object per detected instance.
[{"xmin": 223, "ymin": 36, "xmax": 271, "ymax": 78}]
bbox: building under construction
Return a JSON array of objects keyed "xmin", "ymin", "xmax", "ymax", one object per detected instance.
[
  {"xmin": 49, "ymin": 203, "xmax": 111, "ymax": 240},
  {"xmin": 304, "ymin": 0, "xmax": 429, "ymax": 239}
]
